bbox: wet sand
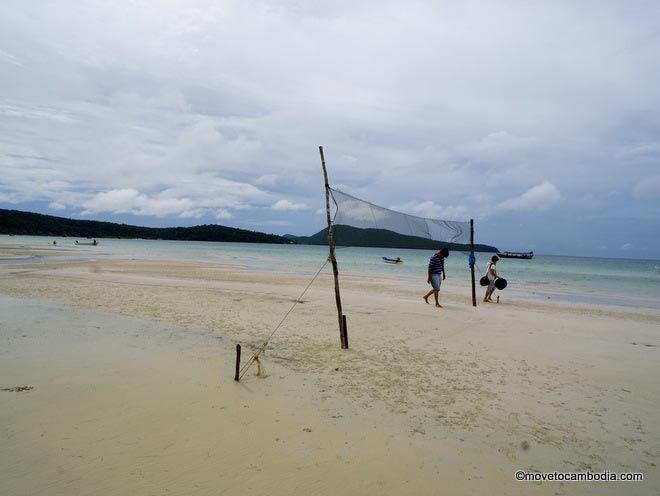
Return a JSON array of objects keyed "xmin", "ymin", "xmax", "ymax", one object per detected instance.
[{"xmin": 1, "ymin": 253, "xmax": 659, "ymax": 495}]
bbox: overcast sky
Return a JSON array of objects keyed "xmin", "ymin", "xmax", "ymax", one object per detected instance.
[{"xmin": 1, "ymin": 1, "xmax": 659, "ymax": 258}]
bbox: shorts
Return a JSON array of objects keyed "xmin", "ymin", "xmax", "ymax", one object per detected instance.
[
  {"xmin": 487, "ymin": 278, "xmax": 496, "ymax": 292},
  {"xmin": 430, "ymin": 273, "xmax": 442, "ymax": 291}
]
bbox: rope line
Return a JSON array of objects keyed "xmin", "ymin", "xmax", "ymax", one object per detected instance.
[{"xmin": 238, "ymin": 256, "xmax": 331, "ymax": 380}]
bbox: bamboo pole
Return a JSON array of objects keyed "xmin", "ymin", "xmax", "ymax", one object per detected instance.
[
  {"xmin": 234, "ymin": 344, "xmax": 241, "ymax": 381},
  {"xmin": 470, "ymin": 219, "xmax": 477, "ymax": 307},
  {"xmin": 319, "ymin": 146, "xmax": 347, "ymax": 349},
  {"xmin": 342, "ymin": 314, "xmax": 349, "ymax": 348}
]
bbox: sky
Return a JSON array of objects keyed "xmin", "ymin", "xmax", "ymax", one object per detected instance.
[{"xmin": 1, "ymin": 0, "xmax": 659, "ymax": 258}]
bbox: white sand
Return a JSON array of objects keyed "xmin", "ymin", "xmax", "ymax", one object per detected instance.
[{"xmin": 1, "ymin": 252, "xmax": 659, "ymax": 495}]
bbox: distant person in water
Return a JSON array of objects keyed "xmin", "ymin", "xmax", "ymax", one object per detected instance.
[
  {"xmin": 423, "ymin": 247, "xmax": 449, "ymax": 308},
  {"xmin": 483, "ymin": 255, "xmax": 499, "ymax": 302}
]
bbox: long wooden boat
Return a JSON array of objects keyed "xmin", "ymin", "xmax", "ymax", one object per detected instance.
[{"xmin": 497, "ymin": 251, "xmax": 533, "ymax": 260}]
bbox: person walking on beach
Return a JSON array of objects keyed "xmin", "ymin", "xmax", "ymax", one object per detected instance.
[
  {"xmin": 423, "ymin": 247, "xmax": 449, "ymax": 308},
  {"xmin": 483, "ymin": 255, "xmax": 499, "ymax": 302}
]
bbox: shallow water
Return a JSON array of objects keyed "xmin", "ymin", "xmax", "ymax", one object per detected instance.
[{"xmin": 2, "ymin": 235, "xmax": 660, "ymax": 310}]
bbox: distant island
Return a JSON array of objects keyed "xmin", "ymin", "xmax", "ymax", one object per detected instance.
[
  {"xmin": 286, "ymin": 225, "xmax": 499, "ymax": 253},
  {"xmin": 1, "ymin": 209, "xmax": 499, "ymax": 252},
  {"xmin": 0, "ymin": 209, "xmax": 292, "ymax": 244}
]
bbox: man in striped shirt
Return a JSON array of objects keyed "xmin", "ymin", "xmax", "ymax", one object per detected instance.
[{"xmin": 423, "ymin": 247, "xmax": 449, "ymax": 308}]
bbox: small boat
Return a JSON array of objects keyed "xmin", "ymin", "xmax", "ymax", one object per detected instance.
[
  {"xmin": 497, "ymin": 251, "xmax": 533, "ymax": 260},
  {"xmin": 382, "ymin": 257, "xmax": 403, "ymax": 264},
  {"xmin": 75, "ymin": 240, "xmax": 99, "ymax": 246}
]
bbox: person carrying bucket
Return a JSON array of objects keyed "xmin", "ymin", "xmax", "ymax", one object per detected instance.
[{"xmin": 483, "ymin": 255, "xmax": 500, "ymax": 303}]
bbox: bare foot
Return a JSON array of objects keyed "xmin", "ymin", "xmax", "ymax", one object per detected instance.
[
  {"xmin": 435, "ymin": 303, "xmax": 442, "ymax": 308},
  {"xmin": 423, "ymin": 296, "xmax": 429, "ymax": 304}
]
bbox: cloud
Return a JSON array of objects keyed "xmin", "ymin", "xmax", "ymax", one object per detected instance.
[
  {"xmin": 1, "ymin": 1, "xmax": 660, "ymax": 256},
  {"xmin": 633, "ymin": 175, "xmax": 660, "ymax": 199},
  {"xmin": 391, "ymin": 200, "xmax": 469, "ymax": 221},
  {"xmin": 178, "ymin": 209, "xmax": 205, "ymax": 219},
  {"xmin": 255, "ymin": 174, "xmax": 279, "ymax": 186},
  {"xmin": 215, "ymin": 209, "xmax": 233, "ymax": 220},
  {"xmin": 272, "ymin": 199, "xmax": 306, "ymax": 211},
  {"xmin": 497, "ymin": 182, "xmax": 561, "ymax": 211},
  {"xmin": 75, "ymin": 182, "xmax": 268, "ymax": 219},
  {"xmin": 0, "ymin": 192, "xmax": 23, "ymax": 203},
  {"xmin": 462, "ymin": 131, "xmax": 535, "ymax": 162},
  {"xmin": 81, "ymin": 189, "xmax": 196, "ymax": 217}
]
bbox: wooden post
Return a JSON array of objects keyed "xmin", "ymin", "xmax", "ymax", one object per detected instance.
[
  {"xmin": 470, "ymin": 219, "xmax": 477, "ymax": 307},
  {"xmin": 342, "ymin": 314, "xmax": 349, "ymax": 349},
  {"xmin": 319, "ymin": 146, "xmax": 347, "ymax": 349},
  {"xmin": 234, "ymin": 344, "xmax": 241, "ymax": 381}
]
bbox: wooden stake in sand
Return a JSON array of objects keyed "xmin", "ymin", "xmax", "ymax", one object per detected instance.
[
  {"xmin": 319, "ymin": 146, "xmax": 348, "ymax": 349},
  {"xmin": 234, "ymin": 344, "xmax": 241, "ymax": 381},
  {"xmin": 470, "ymin": 219, "xmax": 477, "ymax": 307},
  {"xmin": 342, "ymin": 314, "xmax": 349, "ymax": 349}
]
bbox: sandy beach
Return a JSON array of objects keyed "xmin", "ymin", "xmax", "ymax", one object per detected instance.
[{"xmin": 1, "ymin": 248, "xmax": 659, "ymax": 495}]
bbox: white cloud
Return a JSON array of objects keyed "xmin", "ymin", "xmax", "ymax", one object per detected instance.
[
  {"xmin": 215, "ymin": 209, "xmax": 233, "ymax": 220},
  {"xmin": 75, "ymin": 184, "xmax": 262, "ymax": 219},
  {"xmin": 0, "ymin": 48, "xmax": 24, "ymax": 68},
  {"xmin": 633, "ymin": 175, "xmax": 660, "ymax": 199},
  {"xmin": 81, "ymin": 189, "xmax": 195, "ymax": 217},
  {"xmin": 48, "ymin": 202, "xmax": 66, "ymax": 210},
  {"xmin": 255, "ymin": 174, "xmax": 279, "ymax": 186},
  {"xmin": 497, "ymin": 182, "xmax": 561, "ymax": 211},
  {"xmin": 391, "ymin": 200, "xmax": 469, "ymax": 221},
  {"xmin": 272, "ymin": 199, "xmax": 306, "ymax": 211},
  {"xmin": 178, "ymin": 209, "xmax": 205, "ymax": 219},
  {"xmin": 462, "ymin": 131, "xmax": 535, "ymax": 162},
  {"xmin": 0, "ymin": 192, "xmax": 23, "ymax": 203},
  {"xmin": 1, "ymin": 1, "xmax": 660, "ymax": 255}
]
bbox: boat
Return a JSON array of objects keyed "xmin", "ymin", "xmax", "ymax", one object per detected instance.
[
  {"xmin": 497, "ymin": 251, "xmax": 533, "ymax": 260},
  {"xmin": 75, "ymin": 240, "xmax": 99, "ymax": 246},
  {"xmin": 382, "ymin": 257, "xmax": 403, "ymax": 264}
]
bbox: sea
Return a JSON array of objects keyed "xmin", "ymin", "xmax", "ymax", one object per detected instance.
[{"xmin": 2, "ymin": 235, "xmax": 660, "ymax": 311}]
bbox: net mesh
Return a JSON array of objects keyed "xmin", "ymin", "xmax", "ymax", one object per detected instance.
[{"xmin": 329, "ymin": 188, "xmax": 471, "ymax": 245}]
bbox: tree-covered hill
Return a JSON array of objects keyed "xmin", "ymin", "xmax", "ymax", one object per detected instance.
[{"xmin": 0, "ymin": 209, "xmax": 294, "ymax": 244}]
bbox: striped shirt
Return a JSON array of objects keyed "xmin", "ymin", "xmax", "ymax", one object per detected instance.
[{"xmin": 428, "ymin": 254, "xmax": 445, "ymax": 275}]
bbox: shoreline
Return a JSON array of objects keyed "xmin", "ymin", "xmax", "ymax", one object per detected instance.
[{"xmin": 2, "ymin": 241, "xmax": 660, "ymax": 312}]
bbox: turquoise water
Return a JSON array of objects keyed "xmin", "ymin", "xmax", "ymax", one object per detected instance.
[{"xmin": 2, "ymin": 235, "xmax": 660, "ymax": 310}]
